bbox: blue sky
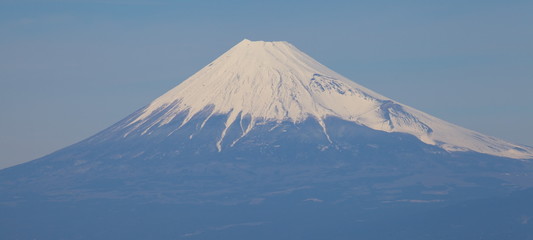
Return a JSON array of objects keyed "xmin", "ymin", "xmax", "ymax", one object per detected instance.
[{"xmin": 1, "ymin": 0, "xmax": 532, "ymax": 169}]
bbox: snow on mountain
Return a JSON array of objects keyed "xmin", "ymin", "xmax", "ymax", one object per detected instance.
[{"xmin": 123, "ymin": 39, "xmax": 533, "ymax": 159}]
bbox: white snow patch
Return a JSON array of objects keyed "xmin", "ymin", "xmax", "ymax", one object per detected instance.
[{"xmin": 123, "ymin": 39, "xmax": 533, "ymax": 159}]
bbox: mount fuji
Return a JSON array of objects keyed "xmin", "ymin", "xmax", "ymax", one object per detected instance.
[
  {"xmin": 1, "ymin": 39, "xmax": 533, "ymax": 240},
  {"xmin": 120, "ymin": 39, "xmax": 531, "ymax": 158}
]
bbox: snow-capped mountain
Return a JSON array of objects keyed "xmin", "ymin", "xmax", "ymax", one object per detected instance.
[
  {"xmin": 2, "ymin": 39, "xmax": 533, "ymax": 240},
  {"xmin": 119, "ymin": 39, "xmax": 531, "ymax": 159}
]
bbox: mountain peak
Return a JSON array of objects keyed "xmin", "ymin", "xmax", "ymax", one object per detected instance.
[
  {"xmin": 237, "ymin": 38, "xmax": 290, "ymax": 45},
  {"xmin": 121, "ymin": 40, "xmax": 533, "ymax": 159}
]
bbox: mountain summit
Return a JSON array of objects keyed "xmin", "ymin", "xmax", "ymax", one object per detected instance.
[{"xmin": 117, "ymin": 39, "xmax": 531, "ymax": 158}]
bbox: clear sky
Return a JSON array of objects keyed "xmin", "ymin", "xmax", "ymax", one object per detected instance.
[{"xmin": 1, "ymin": 0, "xmax": 532, "ymax": 169}]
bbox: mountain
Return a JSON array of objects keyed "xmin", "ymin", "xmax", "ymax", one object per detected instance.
[
  {"xmin": 1, "ymin": 39, "xmax": 533, "ymax": 240},
  {"xmin": 116, "ymin": 39, "xmax": 531, "ymax": 158}
]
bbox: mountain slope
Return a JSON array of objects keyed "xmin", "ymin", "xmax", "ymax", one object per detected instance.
[{"xmin": 117, "ymin": 39, "xmax": 531, "ymax": 159}]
